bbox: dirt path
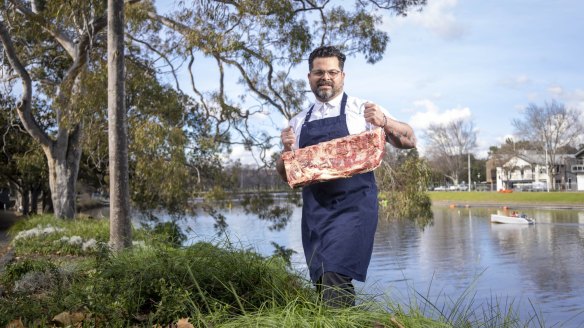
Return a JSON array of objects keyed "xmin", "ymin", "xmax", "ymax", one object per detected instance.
[{"xmin": 0, "ymin": 210, "xmax": 19, "ymax": 272}]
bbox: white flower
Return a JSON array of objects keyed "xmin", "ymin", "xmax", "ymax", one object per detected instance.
[
  {"xmin": 68, "ymin": 236, "xmax": 83, "ymax": 246},
  {"xmin": 14, "ymin": 224, "xmax": 65, "ymax": 241},
  {"xmin": 82, "ymin": 239, "xmax": 98, "ymax": 251},
  {"xmin": 132, "ymin": 240, "xmax": 146, "ymax": 248}
]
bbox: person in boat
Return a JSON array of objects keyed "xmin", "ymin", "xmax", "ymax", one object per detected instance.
[{"xmin": 275, "ymin": 45, "xmax": 416, "ymax": 307}]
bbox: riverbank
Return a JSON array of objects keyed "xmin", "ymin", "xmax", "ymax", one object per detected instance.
[{"xmin": 428, "ymin": 191, "xmax": 584, "ymax": 210}]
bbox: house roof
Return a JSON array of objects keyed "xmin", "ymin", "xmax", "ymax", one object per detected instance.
[{"xmin": 502, "ymin": 150, "xmax": 575, "ymax": 167}]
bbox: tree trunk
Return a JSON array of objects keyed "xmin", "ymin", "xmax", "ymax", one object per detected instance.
[
  {"xmin": 20, "ymin": 188, "xmax": 30, "ymax": 216},
  {"xmin": 44, "ymin": 128, "xmax": 83, "ymax": 219},
  {"xmin": 46, "ymin": 154, "xmax": 79, "ymax": 218},
  {"xmin": 0, "ymin": 20, "xmax": 88, "ymax": 220},
  {"xmin": 42, "ymin": 189, "xmax": 53, "ymax": 213},
  {"xmin": 30, "ymin": 187, "xmax": 41, "ymax": 215},
  {"xmin": 108, "ymin": 0, "xmax": 132, "ymax": 250}
]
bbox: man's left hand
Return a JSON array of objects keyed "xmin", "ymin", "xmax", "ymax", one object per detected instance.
[{"xmin": 363, "ymin": 102, "xmax": 385, "ymax": 127}]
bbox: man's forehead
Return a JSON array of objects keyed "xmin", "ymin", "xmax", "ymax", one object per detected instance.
[{"xmin": 312, "ymin": 56, "xmax": 341, "ymax": 68}]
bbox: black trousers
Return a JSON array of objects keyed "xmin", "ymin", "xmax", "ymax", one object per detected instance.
[{"xmin": 316, "ymin": 271, "xmax": 355, "ymax": 308}]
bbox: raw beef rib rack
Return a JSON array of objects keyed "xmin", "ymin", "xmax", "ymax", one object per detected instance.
[{"xmin": 281, "ymin": 128, "xmax": 386, "ymax": 188}]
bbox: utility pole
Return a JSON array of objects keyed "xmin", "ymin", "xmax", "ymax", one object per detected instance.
[
  {"xmin": 545, "ymin": 145, "xmax": 550, "ymax": 192},
  {"xmin": 468, "ymin": 152, "xmax": 471, "ymax": 192}
]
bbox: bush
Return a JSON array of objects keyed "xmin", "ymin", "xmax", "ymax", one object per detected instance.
[
  {"xmin": 83, "ymin": 243, "xmax": 310, "ymax": 324},
  {"xmin": 376, "ymin": 149, "xmax": 433, "ymax": 226},
  {"xmin": 0, "ymin": 232, "xmax": 312, "ymax": 326}
]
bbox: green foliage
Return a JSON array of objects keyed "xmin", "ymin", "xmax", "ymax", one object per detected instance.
[
  {"xmin": 0, "ymin": 240, "xmax": 312, "ymax": 326},
  {"xmin": 270, "ymin": 241, "xmax": 297, "ymax": 267},
  {"xmin": 241, "ymin": 191, "xmax": 293, "ymax": 231},
  {"xmin": 376, "ymin": 148, "xmax": 433, "ymax": 226},
  {"xmin": 0, "ymin": 102, "xmax": 49, "ymax": 209},
  {"xmin": 7, "ymin": 214, "xmax": 150, "ymax": 256},
  {"xmin": 0, "ymin": 258, "xmax": 58, "ymax": 287},
  {"xmin": 327, "ymin": 6, "xmax": 388, "ymax": 64},
  {"xmin": 220, "ymin": 302, "xmax": 443, "ymax": 328},
  {"xmin": 3, "ymin": 0, "xmax": 430, "ymax": 218},
  {"xmin": 147, "ymin": 221, "xmax": 187, "ymax": 247},
  {"xmin": 78, "ymin": 59, "xmax": 223, "ymax": 215}
]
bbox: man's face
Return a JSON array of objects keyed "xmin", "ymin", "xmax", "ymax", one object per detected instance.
[{"xmin": 308, "ymin": 57, "xmax": 345, "ymax": 102}]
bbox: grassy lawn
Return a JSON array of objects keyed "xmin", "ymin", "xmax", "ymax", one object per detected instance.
[{"xmin": 428, "ymin": 191, "xmax": 584, "ymax": 205}]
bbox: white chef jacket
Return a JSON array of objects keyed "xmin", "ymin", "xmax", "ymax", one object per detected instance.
[{"xmin": 287, "ymin": 93, "xmax": 393, "ymax": 150}]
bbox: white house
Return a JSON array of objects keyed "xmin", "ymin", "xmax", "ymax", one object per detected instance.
[
  {"xmin": 494, "ymin": 150, "xmax": 581, "ymax": 191},
  {"xmin": 573, "ymin": 148, "xmax": 584, "ymax": 191},
  {"xmin": 496, "ymin": 153, "xmax": 547, "ymax": 191}
]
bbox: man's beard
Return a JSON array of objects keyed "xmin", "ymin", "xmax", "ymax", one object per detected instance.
[
  {"xmin": 313, "ymin": 81, "xmax": 340, "ymax": 101},
  {"xmin": 316, "ymin": 88, "xmax": 334, "ymax": 101}
]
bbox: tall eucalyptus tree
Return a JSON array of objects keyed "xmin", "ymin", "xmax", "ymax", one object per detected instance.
[
  {"xmin": 0, "ymin": 0, "xmax": 109, "ymax": 218},
  {"xmin": 107, "ymin": 0, "xmax": 131, "ymax": 249},
  {"xmin": 142, "ymin": 0, "xmax": 427, "ymax": 164},
  {"xmin": 1, "ymin": 0, "xmax": 427, "ymax": 221}
]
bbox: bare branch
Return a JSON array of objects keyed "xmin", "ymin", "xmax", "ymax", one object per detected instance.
[
  {"xmin": 0, "ymin": 20, "xmax": 52, "ymax": 147},
  {"xmin": 128, "ymin": 34, "xmax": 183, "ymax": 93}
]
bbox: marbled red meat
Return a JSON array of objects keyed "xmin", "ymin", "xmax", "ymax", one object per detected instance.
[{"xmin": 281, "ymin": 128, "xmax": 386, "ymax": 188}]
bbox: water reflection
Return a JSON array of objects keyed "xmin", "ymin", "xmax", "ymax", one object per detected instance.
[{"xmin": 369, "ymin": 207, "xmax": 584, "ymax": 326}]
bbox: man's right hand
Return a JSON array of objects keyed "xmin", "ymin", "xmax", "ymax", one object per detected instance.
[{"xmin": 281, "ymin": 126, "xmax": 296, "ymax": 152}]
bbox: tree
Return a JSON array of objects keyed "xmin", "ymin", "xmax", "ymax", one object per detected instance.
[
  {"xmin": 376, "ymin": 148, "xmax": 432, "ymax": 227},
  {"xmin": 2, "ymin": 0, "xmax": 427, "ymax": 221},
  {"xmin": 0, "ymin": 1, "xmax": 202, "ymax": 220},
  {"xmin": 75, "ymin": 58, "xmax": 219, "ymax": 216},
  {"xmin": 108, "ymin": 0, "xmax": 131, "ymax": 250},
  {"xmin": 0, "ymin": 93, "xmax": 50, "ymax": 214},
  {"xmin": 0, "ymin": 1, "xmax": 109, "ymax": 218},
  {"xmin": 144, "ymin": 0, "xmax": 427, "ymax": 165},
  {"xmin": 424, "ymin": 119, "xmax": 477, "ymax": 185},
  {"xmin": 512, "ymin": 101, "xmax": 583, "ymax": 190}
]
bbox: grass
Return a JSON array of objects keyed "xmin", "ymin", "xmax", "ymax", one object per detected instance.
[
  {"xmin": 0, "ymin": 214, "xmax": 544, "ymax": 327},
  {"xmin": 428, "ymin": 191, "xmax": 584, "ymax": 205}
]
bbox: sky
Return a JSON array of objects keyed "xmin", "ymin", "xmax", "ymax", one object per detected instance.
[
  {"xmin": 156, "ymin": 0, "xmax": 584, "ymax": 165},
  {"xmin": 345, "ymin": 0, "xmax": 584, "ymax": 156}
]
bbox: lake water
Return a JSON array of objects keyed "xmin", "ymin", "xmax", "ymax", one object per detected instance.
[{"xmin": 92, "ymin": 204, "xmax": 584, "ymax": 326}]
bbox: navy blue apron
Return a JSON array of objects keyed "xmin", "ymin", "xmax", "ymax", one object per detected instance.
[{"xmin": 299, "ymin": 93, "xmax": 378, "ymax": 283}]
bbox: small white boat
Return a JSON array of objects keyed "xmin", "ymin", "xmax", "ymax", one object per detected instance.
[{"xmin": 491, "ymin": 214, "xmax": 535, "ymax": 225}]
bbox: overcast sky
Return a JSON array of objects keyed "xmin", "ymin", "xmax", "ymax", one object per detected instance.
[{"xmin": 157, "ymin": 0, "xmax": 584, "ymax": 164}]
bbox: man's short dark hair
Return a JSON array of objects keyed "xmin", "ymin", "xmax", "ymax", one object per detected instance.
[{"xmin": 308, "ymin": 46, "xmax": 346, "ymax": 71}]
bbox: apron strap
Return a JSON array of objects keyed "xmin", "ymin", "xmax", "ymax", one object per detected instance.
[{"xmin": 339, "ymin": 93, "xmax": 348, "ymax": 115}]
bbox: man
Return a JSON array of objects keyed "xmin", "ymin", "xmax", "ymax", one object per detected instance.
[{"xmin": 276, "ymin": 46, "xmax": 416, "ymax": 307}]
